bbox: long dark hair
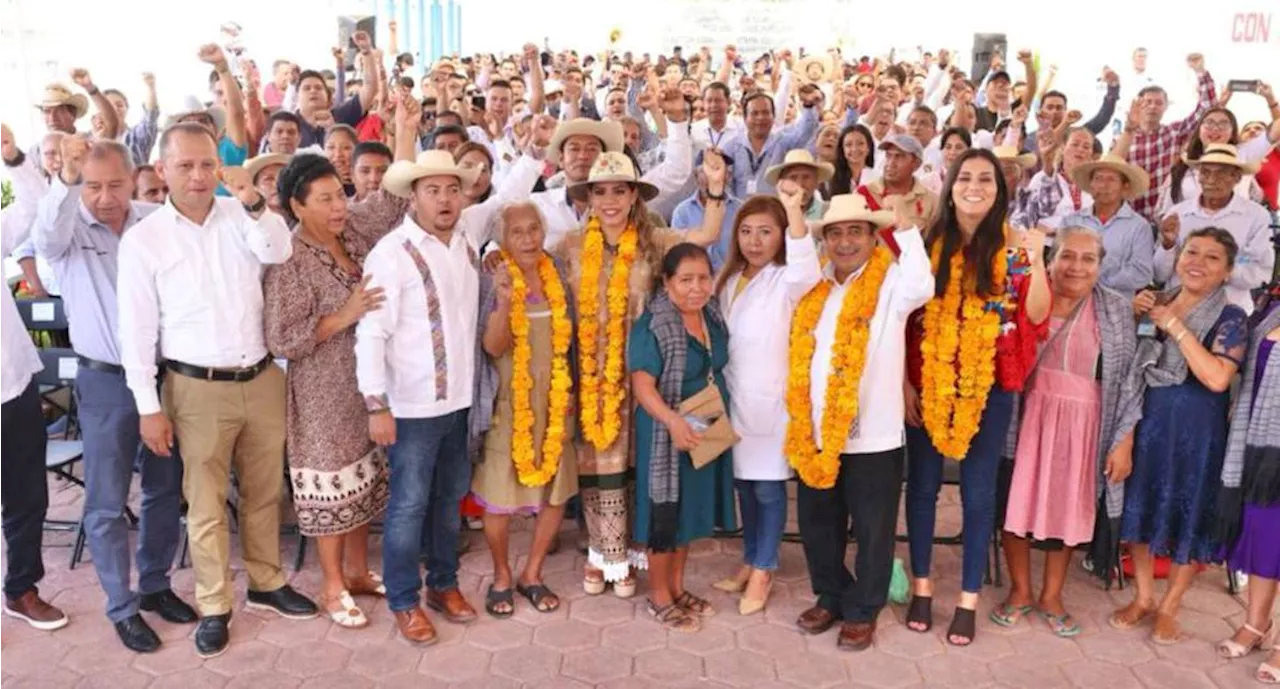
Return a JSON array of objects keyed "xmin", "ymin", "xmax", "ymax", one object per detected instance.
[
  {"xmin": 831, "ymin": 124, "xmax": 875, "ymax": 195},
  {"xmin": 453, "ymin": 141, "xmax": 494, "ymax": 203},
  {"xmin": 1171, "ymin": 107, "xmax": 1238, "ymax": 205},
  {"xmin": 276, "ymin": 153, "xmax": 341, "ymax": 226},
  {"xmin": 713, "ymin": 195, "xmax": 789, "ymax": 295},
  {"xmin": 926, "ymin": 148, "xmax": 1010, "ymax": 298}
]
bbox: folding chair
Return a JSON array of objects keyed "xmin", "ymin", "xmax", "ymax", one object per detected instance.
[{"xmin": 32, "ymin": 348, "xmax": 88, "ymax": 568}]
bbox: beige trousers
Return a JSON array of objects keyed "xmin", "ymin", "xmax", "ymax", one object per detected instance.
[{"xmin": 162, "ymin": 364, "xmax": 287, "ymax": 615}]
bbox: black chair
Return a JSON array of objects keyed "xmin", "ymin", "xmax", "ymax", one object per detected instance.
[
  {"xmin": 14, "ymin": 296, "xmax": 72, "ymax": 349},
  {"xmin": 32, "ymin": 348, "xmax": 88, "ymax": 569}
]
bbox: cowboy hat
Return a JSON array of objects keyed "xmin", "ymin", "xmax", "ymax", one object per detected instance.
[
  {"xmin": 165, "ymin": 95, "xmax": 227, "ymax": 134},
  {"xmin": 1185, "ymin": 143, "xmax": 1260, "ymax": 175},
  {"xmin": 796, "ymin": 55, "xmax": 832, "ymax": 84},
  {"xmin": 382, "ymin": 149, "xmax": 479, "ymax": 199},
  {"xmin": 991, "ymin": 145, "xmax": 1038, "ymax": 170},
  {"xmin": 543, "ymin": 79, "xmax": 565, "ymax": 96},
  {"xmin": 816, "ymin": 193, "xmax": 894, "ymax": 232},
  {"xmin": 764, "ymin": 149, "xmax": 835, "ymax": 185},
  {"xmin": 546, "ymin": 118, "xmax": 624, "ymax": 166},
  {"xmin": 35, "ymin": 83, "xmax": 88, "ymax": 120},
  {"xmin": 1071, "ymin": 153, "xmax": 1151, "ymax": 200},
  {"xmin": 245, "ymin": 153, "xmax": 292, "ymax": 183},
  {"xmin": 566, "ymin": 151, "xmax": 659, "ymax": 202}
]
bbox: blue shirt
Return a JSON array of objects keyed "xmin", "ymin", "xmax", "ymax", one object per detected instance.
[
  {"xmin": 1060, "ymin": 202, "xmax": 1155, "ymax": 297},
  {"xmin": 671, "ymin": 193, "xmax": 742, "ymax": 272},
  {"xmin": 32, "ymin": 179, "xmax": 159, "ymax": 364},
  {"xmin": 720, "ymin": 106, "xmax": 820, "ymax": 198},
  {"xmin": 217, "ymin": 134, "xmax": 248, "ymax": 197}
]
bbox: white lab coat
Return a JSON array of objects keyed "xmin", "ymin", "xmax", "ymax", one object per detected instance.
[{"xmin": 718, "ymin": 233, "xmax": 822, "ymax": 480}]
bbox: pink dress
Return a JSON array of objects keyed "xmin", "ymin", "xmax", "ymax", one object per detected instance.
[{"xmin": 1004, "ymin": 296, "xmax": 1102, "ymax": 546}]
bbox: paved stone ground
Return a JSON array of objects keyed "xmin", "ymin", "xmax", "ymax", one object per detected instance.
[{"xmin": 0, "ymin": 472, "xmax": 1268, "ymax": 688}]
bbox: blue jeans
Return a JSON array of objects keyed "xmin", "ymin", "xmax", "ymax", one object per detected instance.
[
  {"xmin": 735, "ymin": 480, "xmax": 786, "ymax": 570},
  {"xmin": 76, "ymin": 368, "xmax": 183, "ymax": 622},
  {"xmin": 383, "ymin": 409, "xmax": 471, "ymax": 612},
  {"xmin": 905, "ymin": 389, "xmax": 1014, "ymax": 593}
]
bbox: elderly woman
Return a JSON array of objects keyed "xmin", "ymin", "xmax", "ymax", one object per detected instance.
[
  {"xmin": 262, "ymin": 105, "xmax": 416, "ymax": 628},
  {"xmin": 554, "ymin": 150, "xmax": 727, "ymax": 600},
  {"xmin": 470, "ymin": 201, "xmax": 578, "ymax": 618},
  {"xmin": 1217, "ymin": 289, "xmax": 1280, "ymax": 683},
  {"xmin": 1109, "ymin": 227, "xmax": 1248, "ymax": 645},
  {"xmin": 994, "ymin": 226, "xmax": 1137, "ymax": 637},
  {"xmin": 629, "ymin": 243, "xmax": 736, "ymax": 633}
]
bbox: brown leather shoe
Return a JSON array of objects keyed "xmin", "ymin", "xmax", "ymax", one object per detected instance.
[
  {"xmin": 392, "ymin": 607, "xmax": 438, "ymax": 645},
  {"xmin": 837, "ymin": 620, "xmax": 877, "ymax": 651},
  {"xmin": 426, "ymin": 588, "xmax": 478, "ymax": 624},
  {"xmin": 3, "ymin": 590, "xmax": 68, "ymax": 631},
  {"xmin": 796, "ymin": 605, "xmax": 837, "ymax": 635}
]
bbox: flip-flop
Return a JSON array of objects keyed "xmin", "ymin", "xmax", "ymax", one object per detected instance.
[
  {"xmin": 484, "ymin": 585, "xmax": 515, "ymax": 619},
  {"xmin": 989, "ymin": 602, "xmax": 1033, "ymax": 628},
  {"xmin": 1039, "ymin": 609, "xmax": 1082, "ymax": 638},
  {"xmin": 515, "ymin": 583, "xmax": 560, "ymax": 613}
]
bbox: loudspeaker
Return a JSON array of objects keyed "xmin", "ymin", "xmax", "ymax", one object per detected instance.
[
  {"xmin": 337, "ymin": 15, "xmax": 377, "ymax": 71},
  {"xmin": 970, "ymin": 33, "xmax": 1007, "ymax": 83}
]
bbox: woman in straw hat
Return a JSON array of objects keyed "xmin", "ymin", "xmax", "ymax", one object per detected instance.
[
  {"xmin": 709, "ymin": 182, "xmax": 822, "ymax": 616},
  {"xmin": 903, "ymin": 148, "xmax": 1050, "ymax": 647},
  {"xmin": 554, "ymin": 149, "xmax": 729, "ymax": 601},
  {"xmin": 1059, "ymin": 153, "xmax": 1155, "ymax": 297}
]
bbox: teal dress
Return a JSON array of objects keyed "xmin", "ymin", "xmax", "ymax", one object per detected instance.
[{"xmin": 629, "ymin": 312, "xmax": 738, "ymax": 547}]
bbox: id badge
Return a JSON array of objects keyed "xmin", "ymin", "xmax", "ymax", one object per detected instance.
[{"xmin": 746, "ymin": 179, "xmax": 758, "ymax": 195}]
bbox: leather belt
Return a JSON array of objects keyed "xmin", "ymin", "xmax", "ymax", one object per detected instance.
[
  {"xmin": 165, "ymin": 356, "xmax": 272, "ymax": 383},
  {"xmin": 77, "ymin": 355, "xmax": 124, "ymax": 375}
]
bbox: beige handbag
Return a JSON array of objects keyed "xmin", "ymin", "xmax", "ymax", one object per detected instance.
[{"xmin": 678, "ymin": 379, "xmax": 739, "ymax": 469}]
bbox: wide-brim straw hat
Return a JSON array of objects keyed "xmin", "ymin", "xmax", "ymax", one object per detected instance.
[
  {"xmin": 1071, "ymin": 153, "xmax": 1151, "ymax": 200},
  {"xmin": 244, "ymin": 153, "xmax": 292, "ymax": 183},
  {"xmin": 764, "ymin": 149, "xmax": 835, "ymax": 185},
  {"xmin": 35, "ymin": 83, "xmax": 88, "ymax": 119},
  {"xmin": 547, "ymin": 118, "xmax": 624, "ymax": 166},
  {"xmin": 383, "ymin": 149, "xmax": 480, "ymax": 199},
  {"xmin": 991, "ymin": 145, "xmax": 1038, "ymax": 170},
  {"xmin": 566, "ymin": 151, "xmax": 658, "ymax": 203},
  {"xmin": 816, "ymin": 193, "xmax": 894, "ymax": 232},
  {"xmin": 1185, "ymin": 142, "xmax": 1260, "ymax": 175}
]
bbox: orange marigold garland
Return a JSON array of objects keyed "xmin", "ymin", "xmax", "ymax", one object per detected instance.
[
  {"xmin": 576, "ymin": 217, "xmax": 639, "ymax": 451},
  {"xmin": 505, "ymin": 252, "xmax": 573, "ymax": 487},
  {"xmin": 784, "ymin": 246, "xmax": 893, "ymax": 489},
  {"xmin": 919, "ymin": 242, "xmax": 1009, "ymax": 460}
]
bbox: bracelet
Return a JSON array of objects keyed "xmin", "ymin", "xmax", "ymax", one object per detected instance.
[
  {"xmin": 86, "ymin": 86, "xmax": 100, "ymax": 96},
  {"xmin": 1174, "ymin": 329, "xmax": 1188, "ymax": 344},
  {"xmin": 1163, "ymin": 317, "xmax": 1177, "ymax": 330},
  {"xmin": 705, "ymin": 190, "xmax": 727, "ymax": 202}
]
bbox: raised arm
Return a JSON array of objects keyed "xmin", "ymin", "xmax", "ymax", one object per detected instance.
[
  {"xmin": 217, "ymin": 166, "xmax": 292, "ymax": 264},
  {"xmin": 680, "ymin": 149, "xmax": 726, "ymax": 248},
  {"xmin": 32, "ymin": 140, "xmax": 89, "ymax": 261},
  {"xmin": 1015, "ymin": 50, "xmax": 1037, "ymax": 110},
  {"xmin": 776, "ymin": 178, "xmax": 822, "ymax": 302},
  {"xmin": 641, "ymin": 89, "xmax": 694, "ymax": 209},
  {"xmin": 1170, "ymin": 53, "xmax": 1215, "ymax": 146},
  {"xmin": 525, "ymin": 43, "xmax": 546, "ymax": 115},
  {"xmin": 1083, "ymin": 69, "xmax": 1120, "ymax": 135},
  {"xmin": 199, "ymin": 44, "xmax": 247, "ymax": 148},
  {"xmin": 68, "ymin": 68, "xmax": 119, "ymax": 140},
  {"xmin": 716, "ymin": 46, "xmax": 736, "ymax": 86}
]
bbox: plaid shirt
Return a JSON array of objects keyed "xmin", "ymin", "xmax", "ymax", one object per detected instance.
[
  {"xmin": 122, "ymin": 107, "xmax": 160, "ymax": 166},
  {"xmin": 1126, "ymin": 72, "xmax": 1216, "ymax": 219}
]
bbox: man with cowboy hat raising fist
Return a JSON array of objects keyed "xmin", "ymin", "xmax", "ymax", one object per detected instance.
[{"xmin": 357, "ymin": 150, "xmax": 484, "ymax": 644}]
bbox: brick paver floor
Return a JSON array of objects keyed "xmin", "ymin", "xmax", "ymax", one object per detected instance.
[{"xmin": 0, "ymin": 472, "xmax": 1267, "ymax": 688}]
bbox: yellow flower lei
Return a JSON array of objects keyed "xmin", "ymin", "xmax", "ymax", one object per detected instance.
[
  {"xmin": 784, "ymin": 246, "xmax": 893, "ymax": 489},
  {"xmin": 919, "ymin": 242, "xmax": 1008, "ymax": 460},
  {"xmin": 576, "ymin": 217, "xmax": 639, "ymax": 451},
  {"xmin": 505, "ymin": 252, "xmax": 573, "ymax": 487}
]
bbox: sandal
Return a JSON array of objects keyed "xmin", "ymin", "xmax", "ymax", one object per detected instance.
[
  {"xmin": 905, "ymin": 595, "xmax": 933, "ymax": 633},
  {"xmin": 1219, "ymin": 621, "xmax": 1276, "ymax": 659},
  {"xmin": 1259, "ymin": 653, "xmax": 1280, "ymax": 684},
  {"xmin": 583, "ymin": 568, "xmax": 606, "ymax": 596},
  {"xmin": 1039, "ymin": 609, "xmax": 1082, "ymax": 638},
  {"xmin": 322, "ymin": 590, "xmax": 369, "ymax": 629},
  {"xmin": 946, "ymin": 607, "xmax": 977, "ymax": 647},
  {"xmin": 516, "ymin": 583, "xmax": 560, "ymax": 613},
  {"xmin": 989, "ymin": 602, "xmax": 1033, "ymax": 628},
  {"xmin": 345, "ymin": 571, "xmax": 387, "ymax": 597},
  {"xmin": 674, "ymin": 590, "xmax": 715, "ymax": 618},
  {"xmin": 484, "ymin": 585, "xmax": 515, "ymax": 619},
  {"xmin": 647, "ymin": 599, "xmax": 700, "ymax": 633},
  {"xmin": 1151, "ymin": 612, "xmax": 1184, "ymax": 646},
  {"xmin": 612, "ymin": 575, "xmax": 637, "ymax": 599},
  {"xmin": 1108, "ymin": 600, "xmax": 1155, "ymax": 630}
]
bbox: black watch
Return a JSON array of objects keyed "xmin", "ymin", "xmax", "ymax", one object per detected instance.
[
  {"xmin": 243, "ymin": 194, "xmax": 267, "ymax": 214},
  {"xmin": 706, "ymin": 190, "xmax": 727, "ymax": 202}
]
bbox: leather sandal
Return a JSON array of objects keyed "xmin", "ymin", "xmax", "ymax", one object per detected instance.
[
  {"xmin": 1219, "ymin": 621, "xmax": 1276, "ymax": 659},
  {"xmin": 675, "ymin": 590, "xmax": 715, "ymax": 617},
  {"xmin": 647, "ymin": 599, "xmax": 700, "ymax": 633},
  {"xmin": 1108, "ymin": 600, "xmax": 1156, "ymax": 630},
  {"xmin": 905, "ymin": 595, "xmax": 933, "ymax": 633},
  {"xmin": 516, "ymin": 583, "xmax": 560, "ymax": 613},
  {"xmin": 320, "ymin": 591, "xmax": 368, "ymax": 629},
  {"xmin": 1151, "ymin": 612, "xmax": 1184, "ymax": 646},
  {"xmin": 484, "ymin": 585, "xmax": 515, "ymax": 619},
  {"xmin": 345, "ymin": 571, "xmax": 386, "ymax": 597},
  {"xmin": 946, "ymin": 607, "xmax": 977, "ymax": 647}
]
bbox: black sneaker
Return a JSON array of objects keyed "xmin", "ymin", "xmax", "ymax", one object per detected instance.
[
  {"xmin": 139, "ymin": 589, "xmax": 198, "ymax": 624},
  {"xmin": 194, "ymin": 613, "xmax": 231, "ymax": 658},
  {"xmin": 114, "ymin": 614, "xmax": 161, "ymax": 653},
  {"xmin": 246, "ymin": 585, "xmax": 318, "ymax": 619}
]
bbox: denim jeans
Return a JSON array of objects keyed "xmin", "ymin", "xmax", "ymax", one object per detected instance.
[
  {"xmin": 383, "ymin": 409, "xmax": 471, "ymax": 612},
  {"xmin": 905, "ymin": 389, "xmax": 1014, "ymax": 593},
  {"xmin": 76, "ymin": 368, "xmax": 182, "ymax": 622},
  {"xmin": 735, "ymin": 480, "xmax": 786, "ymax": 571},
  {"xmin": 2, "ymin": 381, "xmax": 48, "ymax": 600}
]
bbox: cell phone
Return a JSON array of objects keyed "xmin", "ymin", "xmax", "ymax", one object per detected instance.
[
  {"xmin": 1228, "ymin": 79, "xmax": 1261, "ymax": 93},
  {"xmin": 470, "ymin": 95, "xmax": 486, "ymax": 111},
  {"xmin": 682, "ymin": 414, "xmax": 710, "ymax": 432}
]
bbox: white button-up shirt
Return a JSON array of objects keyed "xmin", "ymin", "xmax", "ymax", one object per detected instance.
[
  {"xmin": 1157, "ymin": 193, "xmax": 1275, "ymax": 314},
  {"xmin": 117, "ymin": 198, "xmax": 292, "ymax": 414},
  {"xmin": 1, "ymin": 202, "xmax": 44, "ymax": 404},
  {"xmin": 355, "ymin": 214, "xmax": 479, "ymax": 418},
  {"xmin": 691, "ymin": 116, "xmax": 745, "ymax": 151},
  {"xmin": 808, "ymin": 228, "xmax": 934, "ymax": 455}
]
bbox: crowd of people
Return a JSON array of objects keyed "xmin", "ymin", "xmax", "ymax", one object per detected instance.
[{"xmin": 1, "ymin": 26, "xmax": 1279, "ymax": 684}]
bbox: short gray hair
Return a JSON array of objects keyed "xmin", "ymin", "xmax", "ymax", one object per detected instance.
[
  {"xmin": 88, "ymin": 140, "xmax": 133, "ymax": 174},
  {"xmin": 1049, "ymin": 225, "xmax": 1106, "ymax": 262},
  {"xmin": 158, "ymin": 122, "xmax": 218, "ymax": 160},
  {"xmin": 489, "ymin": 200, "xmax": 547, "ymax": 247}
]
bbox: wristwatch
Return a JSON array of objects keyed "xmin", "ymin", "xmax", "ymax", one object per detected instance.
[
  {"xmin": 243, "ymin": 194, "xmax": 267, "ymax": 214},
  {"xmin": 706, "ymin": 190, "xmax": 727, "ymax": 202}
]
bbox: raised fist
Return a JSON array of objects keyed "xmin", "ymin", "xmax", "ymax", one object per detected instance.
[{"xmin": 69, "ymin": 68, "xmax": 94, "ymax": 90}]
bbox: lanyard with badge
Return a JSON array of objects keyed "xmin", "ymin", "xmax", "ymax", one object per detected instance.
[{"xmin": 746, "ymin": 147, "xmax": 765, "ymax": 194}]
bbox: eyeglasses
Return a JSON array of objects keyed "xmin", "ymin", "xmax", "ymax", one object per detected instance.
[{"xmin": 1200, "ymin": 118, "xmax": 1233, "ymax": 131}]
